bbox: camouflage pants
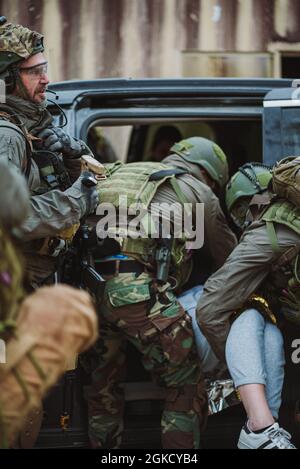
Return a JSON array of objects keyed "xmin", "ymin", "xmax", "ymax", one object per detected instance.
[{"xmin": 80, "ymin": 272, "xmax": 207, "ymax": 449}]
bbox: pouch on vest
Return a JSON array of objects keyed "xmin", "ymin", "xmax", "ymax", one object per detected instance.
[
  {"xmin": 31, "ymin": 150, "xmax": 72, "ymax": 194},
  {"xmin": 272, "ymin": 156, "xmax": 300, "ymax": 209}
]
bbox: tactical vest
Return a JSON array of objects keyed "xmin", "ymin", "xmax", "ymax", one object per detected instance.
[
  {"xmin": 262, "ymin": 199, "xmax": 300, "ymax": 238},
  {"xmin": 0, "ymin": 227, "xmax": 24, "ymax": 340},
  {"xmin": 0, "ymin": 108, "xmax": 71, "ymax": 193},
  {"xmin": 97, "ymin": 161, "xmax": 191, "ymax": 284},
  {"xmin": 0, "ymin": 107, "xmax": 77, "ymax": 261},
  {"xmin": 260, "ymin": 199, "xmax": 300, "ymax": 323}
]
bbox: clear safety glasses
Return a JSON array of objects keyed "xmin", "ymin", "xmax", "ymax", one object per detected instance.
[{"xmin": 19, "ymin": 62, "xmax": 48, "ymax": 78}]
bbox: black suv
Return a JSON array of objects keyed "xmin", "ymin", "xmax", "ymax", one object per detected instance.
[{"xmin": 36, "ymin": 77, "xmax": 300, "ymax": 449}]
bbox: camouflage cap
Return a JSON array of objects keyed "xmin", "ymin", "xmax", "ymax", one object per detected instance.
[{"xmin": 0, "ymin": 19, "xmax": 44, "ymax": 77}]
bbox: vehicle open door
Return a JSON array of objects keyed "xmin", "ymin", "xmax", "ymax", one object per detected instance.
[
  {"xmin": 263, "ymin": 79, "xmax": 300, "ymax": 166},
  {"xmin": 263, "ymin": 80, "xmax": 300, "ymax": 445}
]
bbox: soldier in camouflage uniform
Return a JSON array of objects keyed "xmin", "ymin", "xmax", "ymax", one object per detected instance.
[
  {"xmin": 0, "ymin": 17, "xmax": 98, "ymax": 288},
  {"xmin": 82, "ymin": 137, "xmax": 237, "ymax": 448},
  {"xmin": 0, "ymin": 160, "xmax": 98, "ymax": 448},
  {"xmin": 197, "ymin": 162, "xmax": 297, "ymax": 449}
]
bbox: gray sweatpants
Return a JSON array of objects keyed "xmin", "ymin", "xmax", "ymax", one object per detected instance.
[
  {"xmin": 178, "ymin": 285, "xmax": 220, "ymax": 376},
  {"xmin": 225, "ymin": 308, "xmax": 285, "ymax": 419}
]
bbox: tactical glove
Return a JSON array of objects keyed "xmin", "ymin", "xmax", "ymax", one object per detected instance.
[
  {"xmin": 37, "ymin": 128, "xmax": 87, "ymax": 158},
  {"xmin": 280, "ymin": 288, "xmax": 300, "ymax": 326},
  {"xmin": 70, "ymin": 172, "xmax": 99, "ymax": 216},
  {"xmin": 281, "ymin": 305, "xmax": 300, "ymax": 326}
]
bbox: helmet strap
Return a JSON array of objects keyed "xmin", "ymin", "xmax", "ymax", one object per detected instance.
[
  {"xmin": 4, "ymin": 71, "xmax": 16, "ymax": 94},
  {"xmin": 249, "ymin": 191, "xmax": 271, "ymax": 209},
  {"xmin": 3, "ymin": 63, "xmax": 21, "ymax": 94},
  {"xmin": 246, "ymin": 191, "xmax": 272, "ymax": 224},
  {"xmin": 10, "ymin": 66, "xmax": 32, "ymax": 102}
]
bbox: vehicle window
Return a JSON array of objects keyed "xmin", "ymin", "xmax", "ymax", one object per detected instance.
[
  {"xmin": 211, "ymin": 120, "xmax": 262, "ymax": 174},
  {"xmin": 86, "ymin": 119, "xmax": 262, "ymax": 173},
  {"xmin": 86, "ymin": 125, "xmax": 133, "ymax": 163},
  {"xmin": 141, "ymin": 122, "xmax": 216, "ymax": 162},
  {"xmin": 281, "ymin": 108, "xmax": 300, "ymax": 156},
  {"xmin": 265, "ymin": 107, "xmax": 300, "ymax": 165}
]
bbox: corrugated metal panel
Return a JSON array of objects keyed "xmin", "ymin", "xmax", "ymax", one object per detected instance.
[{"xmin": 0, "ymin": 0, "xmax": 300, "ymax": 80}]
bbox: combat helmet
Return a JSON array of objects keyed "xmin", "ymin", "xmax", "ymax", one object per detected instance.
[
  {"xmin": 0, "ymin": 16, "xmax": 44, "ymax": 80},
  {"xmin": 170, "ymin": 136, "xmax": 229, "ymax": 189},
  {"xmin": 226, "ymin": 163, "xmax": 273, "ymax": 213},
  {"xmin": 226, "ymin": 162, "xmax": 273, "ymax": 228}
]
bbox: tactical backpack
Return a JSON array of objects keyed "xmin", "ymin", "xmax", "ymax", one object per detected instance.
[
  {"xmin": 260, "ymin": 156, "xmax": 300, "ymax": 326},
  {"xmin": 272, "ymin": 156, "xmax": 300, "ymax": 209}
]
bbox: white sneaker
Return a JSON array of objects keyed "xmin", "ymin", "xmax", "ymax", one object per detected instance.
[{"xmin": 238, "ymin": 422, "xmax": 296, "ymax": 449}]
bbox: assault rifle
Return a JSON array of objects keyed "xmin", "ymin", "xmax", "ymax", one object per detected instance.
[
  {"xmin": 58, "ymin": 156, "xmax": 106, "ymax": 301},
  {"xmin": 60, "ymin": 216, "xmax": 106, "ymax": 302}
]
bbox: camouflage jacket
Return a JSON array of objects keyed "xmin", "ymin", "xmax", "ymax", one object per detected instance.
[
  {"xmin": 0, "ymin": 95, "xmax": 87, "ymax": 285},
  {"xmin": 0, "ymin": 95, "xmax": 86, "ymax": 241}
]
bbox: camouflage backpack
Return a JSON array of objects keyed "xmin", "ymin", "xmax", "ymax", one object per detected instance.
[{"xmin": 272, "ymin": 156, "xmax": 300, "ymax": 209}]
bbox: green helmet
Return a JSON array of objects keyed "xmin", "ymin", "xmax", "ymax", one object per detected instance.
[
  {"xmin": 0, "ymin": 17, "xmax": 44, "ymax": 79},
  {"xmin": 226, "ymin": 162, "xmax": 273, "ymax": 214},
  {"xmin": 170, "ymin": 136, "xmax": 229, "ymax": 189}
]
